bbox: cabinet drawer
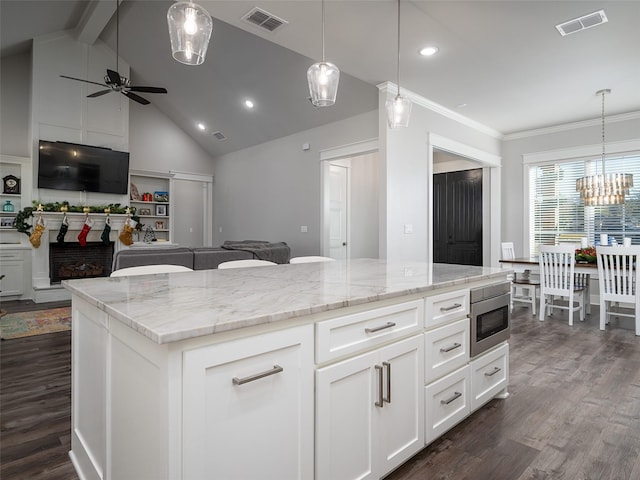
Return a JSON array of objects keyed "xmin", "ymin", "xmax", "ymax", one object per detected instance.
[
  {"xmin": 425, "ymin": 289, "xmax": 469, "ymax": 329},
  {"xmin": 424, "ymin": 318, "xmax": 470, "ymax": 383},
  {"xmin": 0, "ymin": 251, "xmax": 24, "ymax": 262},
  {"xmin": 425, "ymin": 365, "xmax": 470, "ymax": 444},
  {"xmin": 316, "ymin": 300, "xmax": 423, "ymax": 364},
  {"xmin": 470, "ymin": 342, "xmax": 509, "ymax": 412}
]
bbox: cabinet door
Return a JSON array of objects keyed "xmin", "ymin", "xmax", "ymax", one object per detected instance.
[
  {"xmin": 316, "ymin": 349, "xmax": 378, "ymax": 480},
  {"xmin": 182, "ymin": 325, "xmax": 314, "ymax": 480},
  {"xmin": 376, "ymin": 335, "xmax": 425, "ymax": 476},
  {"xmin": 0, "ymin": 252, "xmax": 24, "ymax": 296}
]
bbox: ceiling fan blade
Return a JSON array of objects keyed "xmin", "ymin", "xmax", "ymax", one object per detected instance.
[
  {"xmin": 106, "ymin": 69, "xmax": 122, "ymax": 86},
  {"xmin": 128, "ymin": 86, "xmax": 168, "ymax": 94},
  {"xmin": 123, "ymin": 91, "xmax": 150, "ymax": 105},
  {"xmin": 87, "ymin": 89, "xmax": 112, "ymax": 98},
  {"xmin": 60, "ymin": 75, "xmax": 108, "ymax": 88}
]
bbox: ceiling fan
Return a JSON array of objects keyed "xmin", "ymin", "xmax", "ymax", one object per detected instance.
[{"xmin": 60, "ymin": 0, "xmax": 167, "ymax": 105}]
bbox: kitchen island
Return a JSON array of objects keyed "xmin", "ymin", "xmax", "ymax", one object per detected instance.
[{"xmin": 63, "ymin": 258, "xmax": 511, "ymax": 480}]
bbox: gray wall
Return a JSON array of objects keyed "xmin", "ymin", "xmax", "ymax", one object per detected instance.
[
  {"xmin": 348, "ymin": 152, "xmax": 379, "ymax": 259},
  {"xmin": 212, "ymin": 110, "xmax": 378, "ymax": 257},
  {"xmin": 0, "ymin": 53, "xmax": 31, "ymax": 157},
  {"xmin": 501, "ymin": 116, "xmax": 640, "ymax": 257}
]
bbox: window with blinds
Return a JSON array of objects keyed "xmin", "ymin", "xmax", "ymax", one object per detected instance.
[{"xmin": 529, "ymin": 154, "xmax": 640, "ymax": 257}]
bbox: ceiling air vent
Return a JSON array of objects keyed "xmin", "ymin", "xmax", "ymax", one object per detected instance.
[
  {"xmin": 556, "ymin": 10, "xmax": 608, "ymax": 36},
  {"xmin": 212, "ymin": 131, "xmax": 226, "ymax": 141},
  {"xmin": 241, "ymin": 7, "xmax": 288, "ymax": 32}
]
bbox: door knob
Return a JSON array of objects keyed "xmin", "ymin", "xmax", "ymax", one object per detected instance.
[{"xmin": 342, "ymin": 242, "xmax": 347, "ymax": 246}]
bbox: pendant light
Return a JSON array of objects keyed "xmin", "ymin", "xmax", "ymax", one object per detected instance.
[
  {"xmin": 167, "ymin": 1, "xmax": 213, "ymax": 66},
  {"xmin": 576, "ymin": 89, "xmax": 633, "ymax": 206},
  {"xmin": 307, "ymin": 0, "xmax": 340, "ymax": 107},
  {"xmin": 386, "ymin": 0, "xmax": 412, "ymax": 129}
]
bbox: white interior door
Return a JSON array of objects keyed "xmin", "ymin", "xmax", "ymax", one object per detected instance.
[{"xmin": 329, "ymin": 165, "xmax": 348, "ymax": 260}]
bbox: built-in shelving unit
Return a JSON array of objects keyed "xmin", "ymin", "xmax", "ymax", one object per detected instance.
[{"xmin": 129, "ymin": 170, "xmax": 173, "ymax": 243}]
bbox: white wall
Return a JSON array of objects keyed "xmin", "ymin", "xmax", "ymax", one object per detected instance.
[
  {"xmin": 378, "ymin": 87, "xmax": 502, "ymax": 262},
  {"xmin": 212, "ymin": 110, "xmax": 378, "ymax": 257},
  {"xmin": 348, "ymin": 152, "xmax": 379, "ymax": 259},
  {"xmin": 501, "ymin": 116, "xmax": 640, "ymax": 257},
  {"xmin": 0, "ymin": 53, "xmax": 31, "ymax": 157}
]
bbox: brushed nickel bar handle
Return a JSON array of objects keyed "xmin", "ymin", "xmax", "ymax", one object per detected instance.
[
  {"xmin": 440, "ymin": 342, "xmax": 462, "ymax": 353},
  {"xmin": 375, "ymin": 365, "xmax": 384, "ymax": 407},
  {"xmin": 383, "ymin": 362, "xmax": 391, "ymax": 404},
  {"xmin": 365, "ymin": 322, "xmax": 396, "ymax": 334},
  {"xmin": 484, "ymin": 366, "xmax": 501, "ymax": 377},
  {"xmin": 232, "ymin": 365, "xmax": 283, "ymax": 386},
  {"xmin": 440, "ymin": 303, "xmax": 462, "ymax": 312},
  {"xmin": 441, "ymin": 391, "xmax": 462, "ymax": 405}
]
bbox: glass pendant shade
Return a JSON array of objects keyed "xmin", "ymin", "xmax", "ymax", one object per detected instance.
[
  {"xmin": 167, "ymin": 2, "xmax": 213, "ymax": 66},
  {"xmin": 386, "ymin": 93, "xmax": 412, "ymax": 129},
  {"xmin": 576, "ymin": 89, "xmax": 634, "ymax": 205},
  {"xmin": 307, "ymin": 61, "xmax": 340, "ymax": 107}
]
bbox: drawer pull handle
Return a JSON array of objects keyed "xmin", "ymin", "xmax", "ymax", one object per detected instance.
[
  {"xmin": 365, "ymin": 322, "xmax": 396, "ymax": 334},
  {"xmin": 441, "ymin": 391, "xmax": 462, "ymax": 405},
  {"xmin": 375, "ymin": 365, "xmax": 384, "ymax": 407},
  {"xmin": 484, "ymin": 366, "xmax": 501, "ymax": 377},
  {"xmin": 440, "ymin": 303, "xmax": 462, "ymax": 312},
  {"xmin": 440, "ymin": 342, "xmax": 462, "ymax": 353},
  {"xmin": 383, "ymin": 362, "xmax": 391, "ymax": 404},
  {"xmin": 232, "ymin": 365, "xmax": 283, "ymax": 385}
]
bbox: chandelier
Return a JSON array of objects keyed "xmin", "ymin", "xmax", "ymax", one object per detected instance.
[
  {"xmin": 307, "ymin": 0, "xmax": 340, "ymax": 107},
  {"xmin": 576, "ymin": 89, "xmax": 633, "ymax": 206}
]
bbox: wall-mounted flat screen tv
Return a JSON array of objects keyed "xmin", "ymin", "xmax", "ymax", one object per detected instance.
[{"xmin": 38, "ymin": 140, "xmax": 130, "ymax": 195}]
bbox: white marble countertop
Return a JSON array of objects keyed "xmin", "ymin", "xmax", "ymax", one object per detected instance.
[{"xmin": 63, "ymin": 258, "xmax": 509, "ymax": 344}]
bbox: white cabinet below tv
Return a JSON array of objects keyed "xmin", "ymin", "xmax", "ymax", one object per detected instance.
[{"xmin": 129, "ymin": 170, "xmax": 173, "ymax": 243}]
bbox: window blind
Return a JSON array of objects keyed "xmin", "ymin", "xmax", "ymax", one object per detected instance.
[{"xmin": 529, "ymin": 154, "xmax": 640, "ymax": 257}]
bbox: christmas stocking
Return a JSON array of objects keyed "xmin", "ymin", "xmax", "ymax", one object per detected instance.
[
  {"xmin": 119, "ymin": 219, "xmax": 137, "ymax": 246},
  {"xmin": 101, "ymin": 219, "xmax": 111, "ymax": 245},
  {"xmin": 57, "ymin": 217, "xmax": 69, "ymax": 243},
  {"xmin": 29, "ymin": 222, "xmax": 46, "ymax": 248},
  {"xmin": 77, "ymin": 218, "xmax": 93, "ymax": 247}
]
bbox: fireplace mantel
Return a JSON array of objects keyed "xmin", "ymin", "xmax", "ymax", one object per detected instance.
[{"xmin": 32, "ymin": 212, "xmax": 133, "ymax": 294}]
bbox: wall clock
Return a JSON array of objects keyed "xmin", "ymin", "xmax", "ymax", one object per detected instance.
[{"xmin": 3, "ymin": 175, "xmax": 20, "ymax": 194}]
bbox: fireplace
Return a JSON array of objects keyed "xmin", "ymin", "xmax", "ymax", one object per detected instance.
[{"xmin": 49, "ymin": 242, "xmax": 114, "ymax": 284}]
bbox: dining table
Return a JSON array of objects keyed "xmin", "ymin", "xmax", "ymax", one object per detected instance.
[{"xmin": 499, "ymin": 257, "xmax": 598, "ymax": 313}]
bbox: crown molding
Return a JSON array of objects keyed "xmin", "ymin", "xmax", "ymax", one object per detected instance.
[
  {"xmin": 377, "ymin": 82, "xmax": 504, "ymax": 140},
  {"xmin": 504, "ymin": 111, "xmax": 640, "ymax": 141}
]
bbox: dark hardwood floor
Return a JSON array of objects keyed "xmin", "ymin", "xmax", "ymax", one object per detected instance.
[{"xmin": 1, "ymin": 301, "xmax": 639, "ymax": 479}]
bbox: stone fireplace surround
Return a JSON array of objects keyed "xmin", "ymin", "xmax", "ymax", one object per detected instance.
[{"xmin": 33, "ymin": 212, "xmax": 131, "ymax": 302}]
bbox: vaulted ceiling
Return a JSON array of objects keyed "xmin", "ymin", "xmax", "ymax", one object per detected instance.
[{"xmin": 2, "ymin": 1, "xmax": 639, "ymax": 158}]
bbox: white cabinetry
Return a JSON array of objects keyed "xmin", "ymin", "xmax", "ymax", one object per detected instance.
[
  {"xmin": 129, "ymin": 170, "xmax": 172, "ymax": 243},
  {"xmin": 470, "ymin": 342, "xmax": 509, "ymax": 411},
  {"xmin": 315, "ymin": 300, "xmax": 425, "ymax": 480},
  {"xmin": 0, "ymin": 247, "xmax": 31, "ymax": 299},
  {"xmin": 182, "ymin": 324, "xmax": 314, "ymax": 480}
]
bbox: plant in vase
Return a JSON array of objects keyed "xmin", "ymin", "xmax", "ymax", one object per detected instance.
[{"xmin": 575, "ymin": 246, "xmax": 597, "ymax": 263}]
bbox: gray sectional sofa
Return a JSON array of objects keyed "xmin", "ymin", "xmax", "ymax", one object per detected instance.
[{"xmin": 111, "ymin": 241, "xmax": 290, "ymax": 272}]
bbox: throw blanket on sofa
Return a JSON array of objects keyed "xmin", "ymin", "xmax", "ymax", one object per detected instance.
[{"xmin": 222, "ymin": 241, "xmax": 291, "ymax": 264}]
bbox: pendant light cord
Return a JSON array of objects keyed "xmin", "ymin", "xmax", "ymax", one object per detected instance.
[
  {"xmin": 116, "ymin": 0, "xmax": 119, "ymax": 73},
  {"xmin": 601, "ymin": 89, "xmax": 606, "ymax": 177},
  {"xmin": 321, "ymin": 0, "xmax": 326, "ymax": 62},
  {"xmin": 396, "ymin": 0, "xmax": 400, "ymax": 96}
]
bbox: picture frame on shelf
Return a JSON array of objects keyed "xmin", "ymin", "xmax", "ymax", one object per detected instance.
[
  {"xmin": 154, "ymin": 191, "xmax": 169, "ymax": 202},
  {"xmin": 155, "ymin": 220, "xmax": 166, "ymax": 230},
  {"xmin": 155, "ymin": 204, "xmax": 167, "ymax": 216},
  {"xmin": 139, "ymin": 208, "xmax": 152, "ymax": 216},
  {"xmin": 130, "ymin": 183, "xmax": 141, "ymax": 200},
  {"xmin": 0, "ymin": 217, "xmax": 15, "ymax": 228}
]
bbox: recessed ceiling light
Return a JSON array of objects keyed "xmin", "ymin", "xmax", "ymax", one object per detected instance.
[
  {"xmin": 197, "ymin": 123, "xmax": 206, "ymax": 131},
  {"xmin": 244, "ymin": 99, "xmax": 255, "ymax": 109},
  {"xmin": 419, "ymin": 46, "xmax": 439, "ymax": 57}
]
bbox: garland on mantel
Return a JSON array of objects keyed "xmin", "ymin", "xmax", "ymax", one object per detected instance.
[{"xmin": 14, "ymin": 201, "xmax": 141, "ymax": 236}]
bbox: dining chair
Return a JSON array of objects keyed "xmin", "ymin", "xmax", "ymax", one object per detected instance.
[
  {"xmin": 217, "ymin": 259, "xmax": 277, "ymax": 269},
  {"xmin": 538, "ymin": 244, "xmax": 585, "ymax": 325},
  {"xmin": 289, "ymin": 256, "xmax": 336, "ymax": 264},
  {"xmin": 596, "ymin": 246, "xmax": 640, "ymax": 335},
  {"xmin": 110, "ymin": 264, "xmax": 193, "ymax": 277},
  {"xmin": 501, "ymin": 242, "xmax": 540, "ymax": 315}
]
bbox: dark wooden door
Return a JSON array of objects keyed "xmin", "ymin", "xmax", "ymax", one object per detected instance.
[{"xmin": 433, "ymin": 169, "xmax": 483, "ymax": 265}]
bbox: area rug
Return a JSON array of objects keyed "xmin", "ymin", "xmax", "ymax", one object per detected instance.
[{"xmin": 0, "ymin": 307, "xmax": 71, "ymax": 340}]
